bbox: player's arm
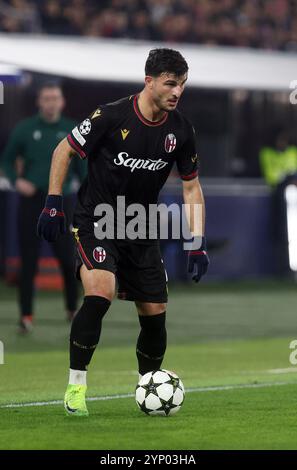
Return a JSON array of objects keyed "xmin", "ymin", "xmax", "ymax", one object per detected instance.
[
  {"xmin": 182, "ymin": 176, "xmax": 209, "ymax": 283},
  {"xmin": 37, "ymin": 106, "xmax": 112, "ymax": 242},
  {"xmin": 182, "ymin": 176, "xmax": 205, "ymax": 237},
  {"xmin": 48, "ymin": 137, "xmax": 76, "ymax": 195},
  {"xmin": 36, "ymin": 138, "xmax": 75, "ymax": 242},
  {"xmin": 71, "ymin": 153, "xmax": 88, "ymax": 183},
  {"xmin": 176, "ymin": 123, "xmax": 209, "ymax": 283}
]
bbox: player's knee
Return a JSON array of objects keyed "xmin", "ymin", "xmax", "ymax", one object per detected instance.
[
  {"xmin": 136, "ymin": 302, "xmax": 167, "ymax": 316},
  {"xmin": 82, "ymin": 295, "xmax": 111, "ymax": 318},
  {"xmin": 84, "ymin": 285, "xmax": 115, "ymax": 302},
  {"xmin": 157, "ymin": 303, "xmax": 167, "ymax": 314},
  {"xmin": 81, "ymin": 266, "xmax": 115, "ymax": 301},
  {"xmin": 70, "ymin": 295, "xmax": 111, "ymax": 349}
]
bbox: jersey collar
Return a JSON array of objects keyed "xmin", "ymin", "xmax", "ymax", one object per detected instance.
[{"xmin": 133, "ymin": 95, "xmax": 168, "ymax": 127}]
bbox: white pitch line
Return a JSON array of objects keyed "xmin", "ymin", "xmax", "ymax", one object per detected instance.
[
  {"xmin": 0, "ymin": 393, "xmax": 134, "ymax": 409},
  {"xmin": 0, "ymin": 380, "xmax": 296, "ymax": 410},
  {"xmin": 266, "ymin": 367, "xmax": 297, "ymax": 374}
]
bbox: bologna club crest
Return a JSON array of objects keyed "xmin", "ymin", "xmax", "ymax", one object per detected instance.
[
  {"xmin": 93, "ymin": 246, "xmax": 106, "ymax": 263},
  {"xmin": 164, "ymin": 134, "xmax": 176, "ymax": 153},
  {"xmin": 49, "ymin": 208, "xmax": 57, "ymax": 217}
]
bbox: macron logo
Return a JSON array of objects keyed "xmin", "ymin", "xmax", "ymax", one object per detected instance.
[{"xmin": 114, "ymin": 152, "xmax": 168, "ymax": 173}]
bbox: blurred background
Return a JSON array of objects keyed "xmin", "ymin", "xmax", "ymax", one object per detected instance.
[
  {"xmin": 1, "ymin": 2, "xmax": 297, "ymax": 449},
  {"xmin": 1, "ymin": 0, "xmax": 297, "ymax": 287}
]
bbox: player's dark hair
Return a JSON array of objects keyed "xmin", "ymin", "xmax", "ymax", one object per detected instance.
[
  {"xmin": 38, "ymin": 80, "xmax": 63, "ymax": 96},
  {"xmin": 145, "ymin": 48, "xmax": 188, "ymax": 77}
]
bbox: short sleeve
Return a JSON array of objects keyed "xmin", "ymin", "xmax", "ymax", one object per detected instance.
[
  {"xmin": 176, "ymin": 124, "xmax": 199, "ymax": 181},
  {"xmin": 67, "ymin": 106, "xmax": 112, "ymax": 160}
]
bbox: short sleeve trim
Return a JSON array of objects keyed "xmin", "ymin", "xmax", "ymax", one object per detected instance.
[
  {"xmin": 181, "ymin": 170, "xmax": 198, "ymax": 181},
  {"xmin": 67, "ymin": 134, "xmax": 87, "ymax": 160}
]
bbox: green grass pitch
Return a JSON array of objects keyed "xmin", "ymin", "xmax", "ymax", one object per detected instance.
[{"xmin": 0, "ymin": 280, "xmax": 297, "ymax": 449}]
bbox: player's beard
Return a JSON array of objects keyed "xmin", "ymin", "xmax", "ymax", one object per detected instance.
[{"xmin": 155, "ymin": 94, "xmax": 177, "ymax": 113}]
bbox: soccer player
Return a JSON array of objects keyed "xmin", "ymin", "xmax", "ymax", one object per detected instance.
[
  {"xmin": 37, "ymin": 49, "xmax": 209, "ymax": 416},
  {"xmin": 1, "ymin": 82, "xmax": 86, "ymax": 333}
]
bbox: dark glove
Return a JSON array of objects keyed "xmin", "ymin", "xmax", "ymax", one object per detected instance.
[
  {"xmin": 187, "ymin": 236, "xmax": 210, "ymax": 283},
  {"xmin": 37, "ymin": 195, "xmax": 66, "ymax": 242}
]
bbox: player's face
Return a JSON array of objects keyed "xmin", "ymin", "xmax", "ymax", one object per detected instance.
[
  {"xmin": 151, "ymin": 73, "xmax": 188, "ymax": 112},
  {"xmin": 37, "ymin": 87, "xmax": 65, "ymax": 122}
]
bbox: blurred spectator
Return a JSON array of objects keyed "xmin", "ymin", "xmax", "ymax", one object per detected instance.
[
  {"xmin": 160, "ymin": 13, "xmax": 194, "ymax": 43},
  {"xmin": 130, "ymin": 10, "xmax": 152, "ymax": 40},
  {"xmin": 0, "ymin": 0, "xmax": 297, "ymax": 52},
  {"xmin": 259, "ymin": 130, "xmax": 297, "ymax": 188},
  {"xmin": 41, "ymin": 0, "xmax": 71, "ymax": 35},
  {"xmin": 259, "ymin": 130, "xmax": 297, "ymax": 274},
  {"xmin": 0, "ymin": 82, "xmax": 86, "ymax": 333},
  {"xmin": 0, "ymin": 0, "xmax": 41, "ymax": 33},
  {"xmin": 63, "ymin": 0, "xmax": 88, "ymax": 36}
]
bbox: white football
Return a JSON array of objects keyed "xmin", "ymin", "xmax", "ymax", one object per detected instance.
[{"xmin": 135, "ymin": 369, "xmax": 185, "ymax": 416}]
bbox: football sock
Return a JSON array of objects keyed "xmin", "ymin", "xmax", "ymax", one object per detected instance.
[
  {"xmin": 69, "ymin": 369, "xmax": 87, "ymax": 386},
  {"xmin": 70, "ymin": 296, "xmax": 110, "ymax": 371},
  {"xmin": 136, "ymin": 312, "xmax": 167, "ymax": 375}
]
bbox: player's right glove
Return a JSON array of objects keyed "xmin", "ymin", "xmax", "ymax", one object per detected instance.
[
  {"xmin": 187, "ymin": 236, "xmax": 210, "ymax": 283},
  {"xmin": 37, "ymin": 195, "xmax": 66, "ymax": 242}
]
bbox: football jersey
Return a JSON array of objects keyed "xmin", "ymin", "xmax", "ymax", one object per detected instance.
[{"xmin": 67, "ymin": 94, "xmax": 198, "ymax": 240}]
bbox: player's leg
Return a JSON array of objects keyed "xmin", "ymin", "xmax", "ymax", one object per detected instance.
[
  {"xmin": 117, "ymin": 242, "xmax": 168, "ymax": 377},
  {"xmin": 135, "ymin": 301, "xmax": 167, "ymax": 376},
  {"xmin": 65, "ymin": 266, "xmax": 115, "ymax": 416},
  {"xmin": 18, "ymin": 192, "xmax": 43, "ymax": 333},
  {"xmin": 65, "ymin": 230, "xmax": 117, "ymax": 416},
  {"xmin": 69, "ymin": 265, "xmax": 115, "ymax": 374}
]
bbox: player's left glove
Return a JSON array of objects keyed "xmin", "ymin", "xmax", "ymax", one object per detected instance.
[
  {"xmin": 37, "ymin": 194, "xmax": 66, "ymax": 242},
  {"xmin": 187, "ymin": 236, "xmax": 210, "ymax": 283}
]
